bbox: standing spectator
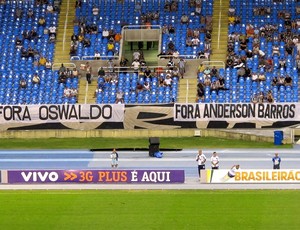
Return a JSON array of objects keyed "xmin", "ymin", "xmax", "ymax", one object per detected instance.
[
  {"xmin": 132, "ymin": 59, "xmax": 140, "ymax": 73},
  {"xmin": 272, "ymin": 153, "xmax": 281, "ymax": 169},
  {"xmin": 211, "ymin": 152, "xmax": 219, "ymax": 169},
  {"xmin": 120, "ymin": 56, "xmax": 129, "ymax": 73},
  {"xmin": 110, "ymin": 148, "xmax": 119, "ymax": 168},
  {"xmin": 196, "ymin": 149, "xmax": 206, "ymax": 179},
  {"xmin": 85, "ymin": 62, "xmax": 92, "ymax": 84},
  {"xmin": 178, "ymin": 58, "xmax": 186, "ymax": 79}
]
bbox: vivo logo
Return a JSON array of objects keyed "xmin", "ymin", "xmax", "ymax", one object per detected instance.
[{"xmin": 21, "ymin": 171, "xmax": 59, "ymax": 182}]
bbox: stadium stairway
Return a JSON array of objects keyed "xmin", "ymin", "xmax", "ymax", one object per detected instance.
[
  {"xmin": 77, "ymin": 76, "xmax": 98, "ymax": 104},
  {"xmin": 210, "ymin": 0, "xmax": 229, "ymax": 62},
  {"xmin": 177, "ymin": 78, "xmax": 198, "ymax": 103},
  {"xmin": 54, "ymin": 0, "xmax": 75, "ymax": 64}
]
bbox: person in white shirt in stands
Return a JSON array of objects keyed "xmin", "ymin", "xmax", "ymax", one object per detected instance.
[
  {"xmin": 210, "ymin": 152, "xmax": 219, "ymax": 169},
  {"xmin": 102, "ymin": 28, "xmax": 109, "ymax": 39},
  {"xmin": 132, "ymin": 50, "xmax": 141, "ymax": 61},
  {"xmin": 92, "ymin": 5, "xmax": 99, "ymax": 16},
  {"xmin": 48, "ymin": 24, "xmax": 57, "ymax": 38},
  {"xmin": 131, "ymin": 59, "xmax": 140, "ymax": 73},
  {"xmin": 46, "ymin": 4, "xmax": 54, "ymax": 13},
  {"xmin": 196, "ymin": 149, "xmax": 206, "ymax": 178}
]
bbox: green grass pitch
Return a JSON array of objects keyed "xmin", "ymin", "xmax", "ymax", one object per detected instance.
[{"xmin": 0, "ymin": 190, "xmax": 299, "ymax": 230}]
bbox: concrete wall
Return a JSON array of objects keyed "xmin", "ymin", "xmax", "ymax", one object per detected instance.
[{"xmin": 0, "ymin": 129, "xmax": 292, "ymax": 144}]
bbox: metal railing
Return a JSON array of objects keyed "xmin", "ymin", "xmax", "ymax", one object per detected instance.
[
  {"xmin": 52, "ymin": 63, "xmax": 76, "ymax": 71},
  {"xmin": 70, "ymin": 55, "xmax": 120, "ymax": 61},
  {"xmin": 158, "ymin": 54, "xmax": 198, "ymax": 60}
]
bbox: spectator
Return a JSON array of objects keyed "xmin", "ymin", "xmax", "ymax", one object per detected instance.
[
  {"xmin": 19, "ymin": 78, "xmax": 27, "ymax": 88},
  {"xmin": 92, "ymin": 5, "xmax": 99, "ymax": 16},
  {"xmin": 32, "ymin": 73, "xmax": 40, "ymax": 84},
  {"xmin": 115, "ymin": 91, "xmax": 124, "ymax": 104},
  {"xmin": 120, "ymin": 56, "xmax": 129, "ymax": 73},
  {"xmin": 38, "ymin": 17, "xmax": 46, "ymax": 27},
  {"xmin": 181, "ymin": 14, "xmax": 189, "ymax": 24},
  {"xmin": 47, "ymin": 4, "xmax": 54, "ymax": 13},
  {"xmin": 132, "ymin": 59, "xmax": 140, "ymax": 73},
  {"xmin": 85, "ymin": 62, "xmax": 92, "ymax": 84},
  {"xmin": 94, "ymin": 50, "xmax": 100, "ymax": 60},
  {"xmin": 285, "ymin": 75, "xmax": 293, "ymax": 87},
  {"xmin": 178, "ymin": 58, "xmax": 186, "ymax": 79},
  {"xmin": 39, "ymin": 56, "xmax": 47, "ymax": 66},
  {"xmin": 107, "ymin": 59, "xmax": 115, "ymax": 72},
  {"xmin": 164, "ymin": 75, "xmax": 173, "ymax": 87},
  {"xmin": 98, "ymin": 67, "xmax": 106, "ymax": 79},
  {"xmin": 266, "ymin": 90, "xmax": 274, "ymax": 103},
  {"xmin": 72, "ymin": 67, "xmax": 79, "ymax": 78},
  {"xmin": 196, "ymin": 82, "xmax": 205, "ymax": 101}
]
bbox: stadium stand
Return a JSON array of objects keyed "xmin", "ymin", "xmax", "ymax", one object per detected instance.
[
  {"xmin": 197, "ymin": 0, "xmax": 299, "ymax": 103},
  {"xmin": 0, "ymin": 0, "xmax": 80, "ymax": 105}
]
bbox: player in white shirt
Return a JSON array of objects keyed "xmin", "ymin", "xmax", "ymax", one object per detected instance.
[
  {"xmin": 196, "ymin": 149, "xmax": 206, "ymax": 178},
  {"xmin": 210, "ymin": 152, "xmax": 219, "ymax": 169}
]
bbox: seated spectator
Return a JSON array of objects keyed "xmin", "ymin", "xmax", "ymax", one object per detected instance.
[
  {"xmin": 285, "ymin": 75, "xmax": 293, "ymax": 86},
  {"xmin": 144, "ymin": 67, "xmax": 152, "ymax": 81},
  {"xmin": 46, "ymin": 60, "xmax": 52, "ymax": 69},
  {"xmin": 191, "ymin": 36, "xmax": 200, "ymax": 46},
  {"xmin": 266, "ymin": 90, "xmax": 274, "ymax": 103},
  {"xmin": 210, "ymin": 80, "xmax": 220, "ymax": 94},
  {"xmin": 251, "ymin": 71, "xmax": 259, "ymax": 82},
  {"xmin": 98, "ymin": 67, "xmax": 105, "ymax": 79},
  {"xmin": 59, "ymin": 72, "xmax": 67, "ymax": 84},
  {"xmin": 186, "ymin": 37, "xmax": 193, "ymax": 47},
  {"xmin": 47, "ymin": 4, "xmax": 54, "ymax": 13},
  {"xmin": 94, "ymin": 50, "xmax": 101, "ymax": 60},
  {"xmin": 115, "ymin": 91, "xmax": 124, "ymax": 104},
  {"xmin": 258, "ymin": 72, "xmax": 266, "ymax": 82},
  {"xmin": 197, "ymin": 63, "xmax": 205, "ymax": 74},
  {"xmin": 15, "ymin": 37, "xmax": 23, "ymax": 49},
  {"xmin": 39, "ymin": 56, "xmax": 47, "ymax": 66},
  {"xmin": 107, "ymin": 40, "xmax": 115, "ymax": 54},
  {"xmin": 143, "ymin": 82, "xmax": 151, "ymax": 91},
  {"xmin": 203, "ymin": 67, "xmax": 211, "ymax": 77},
  {"xmin": 19, "ymin": 79, "xmax": 27, "ymax": 88},
  {"xmin": 21, "ymin": 47, "xmax": 28, "ymax": 59},
  {"xmin": 181, "ymin": 14, "xmax": 189, "ymax": 24},
  {"xmin": 64, "ymin": 88, "xmax": 71, "ymax": 98},
  {"xmin": 32, "ymin": 73, "xmax": 40, "ymax": 84},
  {"xmin": 83, "ymin": 38, "xmax": 91, "ymax": 47},
  {"xmin": 258, "ymin": 92, "xmax": 265, "ymax": 103},
  {"xmin": 164, "ymin": 75, "xmax": 173, "ymax": 87},
  {"xmin": 27, "ymin": 9, "xmax": 34, "ymax": 19},
  {"xmin": 72, "ymin": 68, "xmax": 79, "ymax": 78},
  {"xmin": 69, "ymin": 45, "xmax": 77, "ymax": 55},
  {"xmin": 114, "ymin": 33, "xmax": 122, "ymax": 43},
  {"xmin": 102, "ymin": 28, "xmax": 109, "ymax": 39},
  {"xmin": 71, "ymin": 33, "xmax": 78, "ymax": 42},
  {"xmin": 27, "ymin": 47, "xmax": 35, "ymax": 59},
  {"xmin": 251, "ymin": 93, "xmax": 259, "ymax": 103},
  {"xmin": 38, "ymin": 17, "xmax": 46, "ymax": 27},
  {"xmin": 15, "ymin": 8, "xmax": 23, "ymax": 19},
  {"xmin": 92, "ymin": 5, "xmax": 99, "ymax": 16},
  {"xmin": 277, "ymin": 75, "xmax": 286, "ymax": 88},
  {"xmin": 168, "ymin": 26, "xmax": 175, "ymax": 34},
  {"xmin": 48, "ymin": 24, "xmax": 57, "ymax": 38}
]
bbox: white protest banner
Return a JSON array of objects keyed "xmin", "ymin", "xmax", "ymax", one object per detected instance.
[
  {"xmin": 0, "ymin": 104, "xmax": 124, "ymax": 123},
  {"xmin": 174, "ymin": 103, "xmax": 298, "ymax": 121}
]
